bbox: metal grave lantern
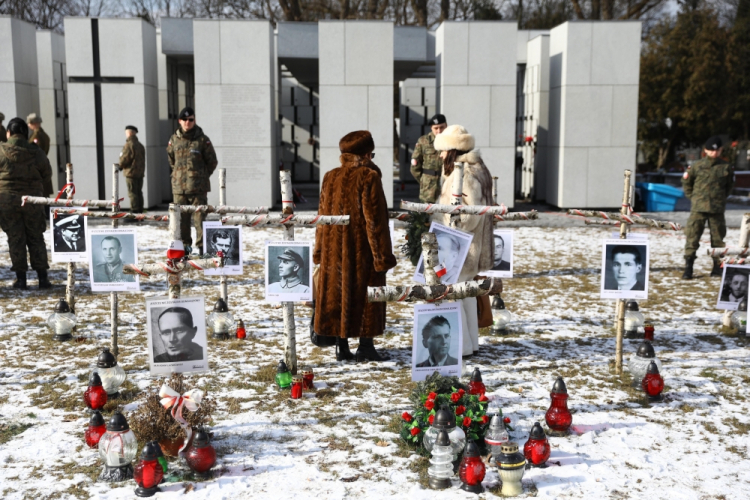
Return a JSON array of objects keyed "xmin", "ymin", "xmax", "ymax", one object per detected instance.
[
  {"xmin": 206, "ymin": 298, "xmax": 235, "ymax": 340},
  {"xmin": 98, "ymin": 412, "xmax": 138, "ymax": 482},
  {"xmin": 427, "ymin": 429, "xmax": 454, "ymax": 490},
  {"xmin": 490, "ymin": 296, "xmax": 512, "ymax": 333},
  {"xmin": 628, "ymin": 341, "xmax": 662, "ymax": 390},
  {"xmin": 47, "ymin": 298, "xmax": 77, "ymax": 341},
  {"xmin": 624, "ymin": 300, "xmax": 645, "ymax": 338},
  {"xmin": 94, "ymin": 348, "xmax": 126, "ymax": 398}
]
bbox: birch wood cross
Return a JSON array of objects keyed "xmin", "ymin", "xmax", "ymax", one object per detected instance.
[{"xmin": 567, "ymin": 209, "xmax": 682, "ymax": 231}]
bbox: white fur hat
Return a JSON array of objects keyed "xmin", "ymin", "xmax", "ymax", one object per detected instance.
[{"xmin": 433, "ymin": 124, "xmax": 475, "ymax": 152}]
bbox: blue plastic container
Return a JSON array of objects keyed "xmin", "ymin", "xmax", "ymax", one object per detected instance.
[{"xmin": 636, "ymin": 183, "xmax": 684, "ymax": 212}]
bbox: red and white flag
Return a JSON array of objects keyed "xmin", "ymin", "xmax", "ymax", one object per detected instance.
[
  {"xmin": 167, "ymin": 240, "xmax": 185, "ymax": 260},
  {"xmin": 434, "ymin": 262, "xmax": 447, "ymax": 278}
]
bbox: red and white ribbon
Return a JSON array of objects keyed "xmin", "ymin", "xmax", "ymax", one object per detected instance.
[{"xmin": 159, "ymin": 385, "xmax": 204, "ymax": 453}]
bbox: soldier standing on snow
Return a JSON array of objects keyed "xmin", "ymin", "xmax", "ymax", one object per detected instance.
[{"xmin": 411, "ymin": 114, "xmax": 447, "ymax": 203}]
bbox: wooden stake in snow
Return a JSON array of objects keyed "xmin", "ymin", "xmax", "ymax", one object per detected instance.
[
  {"xmin": 111, "ymin": 164, "xmax": 120, "ymax": 358},
  {"xmin": 64, "ymin": 163, "xmax": 76, "ymax": 314},
  {"xmin": 614, "ymin": 170, "xmax": 632, "ymax": 375},
  {"xmin": 218, "ymin": 169, "xmax": 228, "ymax": 306},
  {"xmin": 492, "ymin": 177, "xmax": 498, "ymax": 205},
  {"xmin": 279, "ymin": 170, "xmax": 297, "ymax": 375},
  {"xmin": 421, "ymin": 233, "xmax": 440, "ymax": 287}
]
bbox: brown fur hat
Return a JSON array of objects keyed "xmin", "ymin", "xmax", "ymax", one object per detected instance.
[{"xmin": 339, "ymin": 130, "xmax": 375, "ymax": 155}]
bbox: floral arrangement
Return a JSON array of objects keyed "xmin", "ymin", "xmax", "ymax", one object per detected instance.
[{"xmin": 399, "ymin": 372, "xmax": 509, "ymax": 456}]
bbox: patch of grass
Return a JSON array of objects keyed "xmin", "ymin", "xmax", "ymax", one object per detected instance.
[
  {"xmin": 0, "ymin": 422, "xmax": 33, "ymax": 445},
  {"xmin": 722, "ymin": 417, "xmax": 750, "ymax": 435},
  {"xmin": 246, "ymin": 364, "xmax": 277, "ymax": 384}
]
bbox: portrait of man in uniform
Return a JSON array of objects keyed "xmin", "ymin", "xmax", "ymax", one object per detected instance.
[
  {"xmin": 265, "ymin": 241, "xmax": 313, "ymax": 302},
  {"xmin": 92, "ymin": 236, "xmax": 135, "ymax": 283},
  {"xmin": 152, "ymin": 307, "xmax": 204, "ymax": 363},
  {"xmin": 268, "ymin": 248, "xmax": 310, "ymax": 293},
  {"xmin": 53, "ymin": 214, "xmax": 86, "ymax": 253}
]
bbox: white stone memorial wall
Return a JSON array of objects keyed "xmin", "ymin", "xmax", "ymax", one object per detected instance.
[
  {"xmin": 524, "ymin": 34, "xmax": 550, "ymax": 202},
  {"xmin": 0, "ymin": 17, "xmax": 39, "ymax": 126}
]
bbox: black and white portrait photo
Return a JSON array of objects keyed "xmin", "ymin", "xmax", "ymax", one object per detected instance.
[
  {"xmin": 87, "ymin": 229, "xmax": 139, "ymax": 292},
  {"xmin": 203, "ymin": 222, "xmax": 242, "ymax": 276},
  {"xmin": 265, "ymin": 241, "xmax": 313, "ymax": 302},
  {"xmin": 717, "ymin": 265, "xmax": 750, "ymax": 310},
  {"xmin": 481, "ymin": 230, "xmax": 514, "ymax": 278},
  {"xmin": 601, "ymin": 239, "xmax": 650, "ymax": 300},
  {"xmin": 50, "ymin": 212, "xmax": 88, "ymax": 263},
  {"xmin": 413, "ymin": 223, "xmax": 473, "ymax": 285},
  {"xmin": 412, "ymin": 303, "xmax": 463, "ymax": 381},
  {"xmin": 146, "ymin": 296, "xmax": 208, "ymax": 375}
]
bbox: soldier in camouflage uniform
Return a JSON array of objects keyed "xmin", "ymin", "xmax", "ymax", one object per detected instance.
[
  {"xmin": 167, "ymin": 107, "xmax": 218, "ymax": 253},
  {"xmin": 27, "ymin": 113, "xmax": 52, "ymax": 196},
  {"xmin": 0, "ymin": 118, "xmax": 52, "ymax": 289},
  {"xmin": 0, "ymin": 113, "xmax": 6, "ymax": 143},
  {"xmin": 411, "ymin": 114, "xmax": 447, "ymax": 203},
  {"xmin": 119, "ymin": 125, "xmax": 145, "ymax": 215},
  {"xmin": 682, "ymin": 136, "xmax": 734, "ymax": 279}
]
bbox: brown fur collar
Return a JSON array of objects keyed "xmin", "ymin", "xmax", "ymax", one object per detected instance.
[{"xmin": 339, "ymin": 153, "xmax": 382, "ymax": 178}]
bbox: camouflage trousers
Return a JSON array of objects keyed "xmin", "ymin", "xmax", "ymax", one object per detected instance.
[
  {"xmin": 173, "ymin": 193, "xmax": 208, "ymax": 252},
  {"xmin": 684, "ymin": 211, "xmax": 726, "ymax": 258},
  {"xmin": 0, "ymin": 194, "xmax": 49, "ymax": 272},
  {"xmin": 418, "ymin": 174, "xmax": 441, "ymax": 203},
  {"xmin": 126, "ymin": 177, "xmax": 144, "ymax": 213}
]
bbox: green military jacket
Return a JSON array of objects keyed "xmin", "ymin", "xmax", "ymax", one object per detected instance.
[
  {"xmin": 0, "ymin": 125, "xmax": 6, "ymax": 143},
  {"xmin": 167, "ymin": 125, "xmax": 218, "ymax": 195},
  {"xmin": 411, "ymin": 132, "xmax": 443, "ymax": 203},
  {"xmin": 0, "ymin": 136, "xmax": 52, "ymax": 200},
  {"xmin": 682, "ymin": 156, "xmax": 734, "ymax": 213},
  {"xmin": 120, "ymin": 135, "xmax": 146, "ymax": 178},
  {"xmin": 29, "ymin": 127, "xmax": 50, "ymax": 155}
]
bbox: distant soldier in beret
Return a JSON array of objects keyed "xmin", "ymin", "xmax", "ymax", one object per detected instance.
[
  {"xmin": 0, "ymin": 113, "xmax": 6, "ymax": 143},
  {"xmin": 167, "ymin": 107, "xmax": 218, "ymax": 253},
  {"xmin": 53, "ymin": 215, "xmax": 85, "ymax": 253},
  {"xmin": 268, "ymin": 248, "xmax": 310, "ymax": 294},
  {"xmin": 0, "ymin": 117, "xmax": 52, "ymax": 289},
  {"xmin": 411, "ymin": 114, "xmax": 448, "ymax": 203},
  {"xmin": 682, "ymin": 136, "xmax": 734, "ymax": 279},
  {"xmin": 119, "ymin": 125, "xmax": 146, "ymax": 215},
  {"xmin": 27, "ymin": 113, "xmax": 52, "ymax": 196}
]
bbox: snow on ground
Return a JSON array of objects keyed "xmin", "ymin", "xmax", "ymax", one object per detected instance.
[{"xmin": 0, "ymin": 216, "xmax": 749, "ymax": 500}]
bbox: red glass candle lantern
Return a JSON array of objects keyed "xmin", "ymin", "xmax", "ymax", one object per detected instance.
[
  {"xmin": 84, "ymin": 372, "xmax": 108, "ymax": 411},
  {"xmin": 236, "ymin": 319, "xmax": 246, "ymax": 340},
  {"xmin": 291, "ymin": 375, "xmax": 303, "ymax": 399},
  {"xmin": 301, "ymin": 365, "xmax": 314, "ymax": 390},
  {"xmin": 458, "ymin": 440, "xmax": 486, "ymax": 493},
  {"xmin": 523, "ymin": 422, "xmax": 551, "ymax": 467},
  {"xmin": 641, "ymin": 361, "xmax": 664, "ymax": 402},
  {"xmin": 85, "ymin": 410, "xmax": 107, "ymax": 448},
  {"xmin": 185, "ymin": 429, "xmax": 216, "ymax": 480},
  {"xmin": 468, "ymin": 368, "xmax": 486, "ymax": 396},
  {"xmin": 644, "ymin": 324, "xmax": 654, "ymax": 342},
  {"xmin": 134, "ymin": 442, "xmax": 164, "ymax": 497},
  {"xmin": 545, "ymin": 377, "xmax": 572, "ymax": 435}
]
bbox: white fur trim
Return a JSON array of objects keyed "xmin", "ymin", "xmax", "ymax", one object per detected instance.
[
  {"xmin": 456, "ymin": 150, "xmax": 481, "ymax": 164},
  {"xmin": 433, "ymin": 124, "xmax": 475, "ymax": 152}
]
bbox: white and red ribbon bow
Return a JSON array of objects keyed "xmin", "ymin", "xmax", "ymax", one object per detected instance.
[{"xmin": 159, "ymin": 384, "xmax": 204, "ymax": 453}]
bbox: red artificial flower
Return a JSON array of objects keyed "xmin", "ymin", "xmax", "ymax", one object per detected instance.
[
  {"xmin": 478, "ymin": 394, "xmax": 489, "ymax": 402},
  {"xmin": 462, "ymin": 417, "xmax": 472, "ymax": 427},
  {"xmin": 458, "ymin": 389, "xmax": 465, "ymax": 397},
  {"xmin": 402, "ymin": 412, "xmax": 413, "ymax": 423},
  {"xmin": 428, "ymin": 414, "xmax": 434, "ymax": 425},
  {"xmin": 427, "ymin": 392, "xmax": 437, "ymax": 401},
  {"xmin": 424, "ymin": 400, "xmax": 435, "ymax": 411},
  {"xmin": 481, "ymin": 415, "xmax": 489, "ymax": 425},
  {"xmin": 451, "ymin": 393, "xmax": 461, "ymax": 403},
  {"xmin": 504, "ymin": 417, "xmax": 511, "ymax": 424},
  {"xmin": 410, "ymin": 427, "xmax": 420, "ymax": 437},
  {"xmin": 455, "ymin": 405, "xmax": 466, "ymax": 416}
]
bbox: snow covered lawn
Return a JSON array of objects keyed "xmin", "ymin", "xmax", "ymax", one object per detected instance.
[{"xmin": 0, "ymin": 220, "xmax": 748, "ymax": 499}]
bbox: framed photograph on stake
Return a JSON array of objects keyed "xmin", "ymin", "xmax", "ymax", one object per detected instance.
[
  {"xmin": 202, "ymin": 221, "xmax": 242, "ymax": 276},
  {"xmin": 265, "ymin": 240, "xmax": 313, "ymax": 302},
  {"xmin": 87, "ymin": 228, "xmax": 139, "ymax": 292},
  {"xmin": 717, "ymin": 264, "xmax": 750, "ymax": 310},
  {"xmin": 600, "ymin": 239, "xmax": 650, "ymax": 300},
  {"xmin": 480, "ymin": 229, "xmax": 514, "ymax": 278},
  {"xmin": 412, "ymin": 302, "xmax": 463, "ymax": 381},
  {"xmin": 146, "ymin": 296, "xmax": 208, "ymax": 375},
  {"xmin": 413, "ymin": 222, "xmax": 473, "ymax": 285},
  {"xmin": 50, "ymin": 212, "xmax": 88, "ymax": 263}
]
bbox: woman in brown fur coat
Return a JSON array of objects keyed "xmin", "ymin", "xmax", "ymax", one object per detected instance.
[
  {"xmin": 313, "ymin": 131, "xmax": 397, "ymax": 362},
  {"xmin": 434, "ymin": 125, "xmax": 494, "ymax": 357}
]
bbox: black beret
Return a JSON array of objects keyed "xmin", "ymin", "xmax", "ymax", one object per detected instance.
[
  {"xmin": 705, "ymin": 136, "xmax": 722, "ymax": 151},
  {"xmin": 429, "ymin": 114, "xmax": 447, "ymax": 126},
  {"xmin": 179, "ymin": 107, "xmax": 195, "ymax": 120},
  {"xmin": 7, "ymin": 118, "xmax": 28, "ymax": 138},
  {"xmin": 125, "ymin": 125, "xmax": 138, "ymax": 133}
]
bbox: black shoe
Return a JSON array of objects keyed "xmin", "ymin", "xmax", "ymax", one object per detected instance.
[
  {"xmin": 356, "ymin": 338, "xmax": 390, "ymax": 362},
  {"xmin": 37, "ymin": 270, "xmax": 52, "ymax": 289},
  {"xmin": 336, "ymin": 337, "xmax": 355, "ymax": 361},
  {"xmin": 13, "ymin": 272, "xmax": 27, "ymax": 290},
  {"xmin": 682, "ymin": 257, "xmax": 695, "ymax": 280},
  {"xmin": 710, "ymin": 259, "xmax": 723, "ymax": 277}
]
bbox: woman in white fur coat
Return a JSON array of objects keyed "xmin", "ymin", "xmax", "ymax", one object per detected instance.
[{"xmin": 433, "ymin": 125, "xmax": 494, "ymax": 357}]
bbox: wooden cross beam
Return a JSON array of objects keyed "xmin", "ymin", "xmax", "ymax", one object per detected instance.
[
  {"xmin": 567, "ymin": 210, "xmax": 682, "ymax": 231},
  {"xmin": 22, "ymin": 196, "xmax": 118, "ymax": 209},
  {"xmin": 221, "ymin": 214, "xmax": 350, "ymax": 227},
  {"xmin": 51, "ymin": 208, "xmax": 169, "ymax": 222}
]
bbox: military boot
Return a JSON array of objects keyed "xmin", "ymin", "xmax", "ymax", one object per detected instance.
[
  {"xmin": 710, "ymin": 259, "xmax": 723, "ymax": 277},
  {"xmin": 682, "ymin": 257, "xmax": 695, "ymax": 280},
  {"xmin": 13, "ymin": 272, "xmax": 27, "ymax": 289},
  {"xmin": 37, "ymin": 270, "xmax": 52, "ymax": 289}
]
